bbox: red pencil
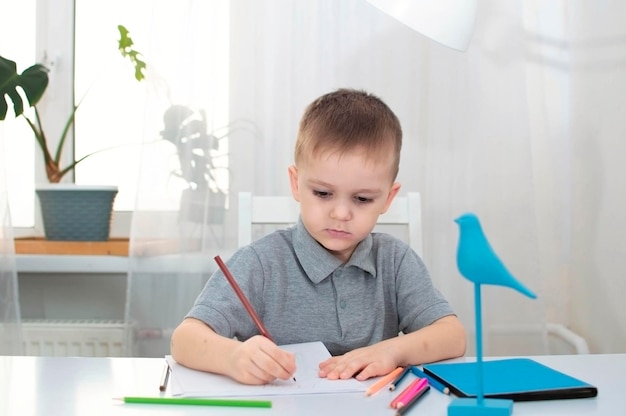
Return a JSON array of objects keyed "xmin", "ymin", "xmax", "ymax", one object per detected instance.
[{"xmin": 214, "ymin": 255, "xmax": 274, "ymax": 341}]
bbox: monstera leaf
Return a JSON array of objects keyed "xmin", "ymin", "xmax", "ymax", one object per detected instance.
[{"xmin": 0, "ymin": 55, "xmax": 49, "ymax": 120}]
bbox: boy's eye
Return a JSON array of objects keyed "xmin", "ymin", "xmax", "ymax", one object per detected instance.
[
  {"xmin": 355, "ymin": 196, "xmax": 373, "ymax": 204},
  {"xmin": 313, "ymin": 190, "xmax": 331, "ymax": 198}
]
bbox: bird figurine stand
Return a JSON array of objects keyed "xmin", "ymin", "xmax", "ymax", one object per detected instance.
[{"xmin": 449, "ymin": 213, "xmax": 537, "ymax": 416}]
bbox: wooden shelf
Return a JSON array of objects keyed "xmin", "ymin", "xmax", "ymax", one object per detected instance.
[{"xmin": 14, "ymin": 237, "xmax": 129, "ymax": 256}]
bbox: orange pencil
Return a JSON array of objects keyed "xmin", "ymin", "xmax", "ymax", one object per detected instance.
[
  {"xmin": 365, "ymin": 367, "xmax": 404, "ymax": 396},
  {"xmin": 388, "ymin": 366, "xmax": 412, "ymax": 391}
]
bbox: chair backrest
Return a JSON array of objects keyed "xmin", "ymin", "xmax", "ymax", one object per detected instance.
[{"xmin": 238, "ymin": 192, "xmax": 423, "ymax": 256}]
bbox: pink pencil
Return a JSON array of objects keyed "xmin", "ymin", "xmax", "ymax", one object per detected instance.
[
  {"xmin": 396, "ymin": 385, "xmax": 431, "ymax": 414},
  {"xmin": 389, "ymin": 377, "xmax": 428, "ymax": 409}
]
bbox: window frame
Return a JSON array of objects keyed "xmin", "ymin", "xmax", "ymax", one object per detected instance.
[{"xmin": 10, "ymin": 1, "xmax": 135, "ymax": 238}]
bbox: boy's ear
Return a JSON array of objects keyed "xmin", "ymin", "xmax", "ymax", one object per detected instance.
[
  {"xmin": 381, "ymin": 182, "xmax": 401, "ymax": 214},
  {"xmin": 288, "ymin": 165, "xmax": 300, "ymax": 202}
]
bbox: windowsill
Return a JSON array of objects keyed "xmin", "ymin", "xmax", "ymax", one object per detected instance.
[
  {"xmin": 14, "ymin": 236, "xmax": 223, "ymax": 274},
  {"xmin": 14, "ymin": 237, "xmax": 129, "ymax": 256},
  {"xmin": 14, "ymin": 238, "xmax": 130, "ymax": 273}
]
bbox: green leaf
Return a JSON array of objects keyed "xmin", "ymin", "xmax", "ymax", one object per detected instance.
[
  {"xmin": 0, "ymin": 55, "xmax": 49, "ymax": 120},
  {"xmin": 117, "ymin": 24, "xmax": 146, "ymax": 81}
]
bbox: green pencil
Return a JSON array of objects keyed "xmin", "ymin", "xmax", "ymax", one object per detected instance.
[{"xmin": 116, "ymin": 396, "xmax": 272, "ymax": 408}]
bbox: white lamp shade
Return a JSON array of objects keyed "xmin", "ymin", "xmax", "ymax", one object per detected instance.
[{"xmin": 366, "ymin": 0, "xmax": 477, "ymax": 52}]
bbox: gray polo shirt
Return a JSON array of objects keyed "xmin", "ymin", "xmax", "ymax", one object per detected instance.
[{"xmin": 187, "ymin": 219, "xmax": 454, "ymax": 356}]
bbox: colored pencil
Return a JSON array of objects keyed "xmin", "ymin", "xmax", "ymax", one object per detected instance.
[
  {"xmin": 214, "ymin": 255, "xmax": 274, "ymax": 341},
  {"xmin": 214, "ymin": 255, "xmax": 295, "ymax": 382},
  {"xmin": 389, "ymin": 377, "xmax": 428, "ymax": 409},
  {"xmin": 365, "ymin": 367, "xmax": 404, "ymax": 396},
  {"xmin": 116, "ymin": 397, "xmax": 272, "ymax": 408},
  {"xmin": 158, "ymin": 363, "xmax": 170, "ymax": 392},
  {"xmin": 410, "ymin": 366, "xmax": 450, "ymax": 394},
  {"xmin": 396, "ymin": 385, "xmax": 431, "ymax": 415},
  {"xmin": 388, "ymin": 366, "xmax": 412, "ymax": 391}
]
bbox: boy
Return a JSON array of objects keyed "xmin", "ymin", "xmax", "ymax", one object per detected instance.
[{"xmin": 171, "ymin": 88, "xmax": 466, "ymax": 385}]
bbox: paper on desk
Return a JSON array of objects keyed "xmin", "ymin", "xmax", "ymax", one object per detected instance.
[{"xmin": 165, "ymin": 341, "xmax": 367, "ymax": 397}]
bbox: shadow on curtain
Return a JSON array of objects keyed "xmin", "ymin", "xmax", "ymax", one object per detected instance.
[{"xmin": 123, "ymin": 112, "xmax": 237, "ymax": 356}]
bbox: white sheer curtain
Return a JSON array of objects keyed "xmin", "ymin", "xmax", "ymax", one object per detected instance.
[
  {"xmin": 227, "ymin": 0, "xmax": 547, "ymax": 355},
  {"xmin": 227, "ymin": 0, "xmax": 625, "ymax": 355},
  {"xmin": 124, "ymin": 1, "xmax": 234, "ymax": 357},
  {"xmin": 1, "ymin": 134, "xmax": 21, "ymax": 416},
  {"xmin": 565, "ymin": 0, "xmax": 626, "ymax": 353},
  {"xmin": 127, "ymin": 0, "xmax": 626, "ymax": 357},
  {"xmin": 0, "ymin": 134, "xmax": 22, "ymax": 356},
  {"xmin": 419, "ymin": 2, "xmax": 545, "ymax": 354}
]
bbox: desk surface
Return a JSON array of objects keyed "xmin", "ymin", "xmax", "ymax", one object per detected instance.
[{"xmin": 1, "ymin": 353, "xmax": 623, "ymax": 416}]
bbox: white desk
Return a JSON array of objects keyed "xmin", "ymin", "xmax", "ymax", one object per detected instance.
[{"xmin": 0, "ymin": 354, "xmax": 622, "ymax": 416}]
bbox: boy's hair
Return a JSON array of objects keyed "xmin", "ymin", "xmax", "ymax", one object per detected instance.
[{"xmin": 295, "ymin": 88, "xmax": 402, "ymax": 180}]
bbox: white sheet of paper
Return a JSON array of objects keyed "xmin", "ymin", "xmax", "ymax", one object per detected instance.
[{"xmin": 166, "ymin": 341, "xmax": 367, "ymax": 397}]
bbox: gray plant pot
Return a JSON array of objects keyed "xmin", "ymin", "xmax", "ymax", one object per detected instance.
[{"xmin": 36, "ymin": 184, "xmax": 118, "ymax": 241}]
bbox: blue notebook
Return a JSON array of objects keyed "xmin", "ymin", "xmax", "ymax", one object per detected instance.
[{"xmin": 423, "ymin": 358, "xmax": 598, "ymax": 401}]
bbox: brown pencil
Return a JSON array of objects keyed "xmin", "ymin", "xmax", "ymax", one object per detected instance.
[
  {"xmin": 214, "ymin": 255, "xmax": 274, "ymax": 341},
  {"xmin": 214, "ymin": 255, "xmax": 295, "ymax": 382}
]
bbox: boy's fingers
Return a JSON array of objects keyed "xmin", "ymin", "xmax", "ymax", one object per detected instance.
[
  {"xmin": 269, "ymin": 347, "xmax": 297, "ymax": 379},
  {"xmin": 254, "ymin": 343, "xmax": 296, "ymax": 380}
]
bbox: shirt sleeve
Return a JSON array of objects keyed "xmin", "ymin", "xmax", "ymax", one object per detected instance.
[
  {"xmin": 394, "ymin": 246, "xmax": 455, "ymax": 333},
  {"xmin": 185, "ymin": 245, "xmax": 265, "ymax": 339}
]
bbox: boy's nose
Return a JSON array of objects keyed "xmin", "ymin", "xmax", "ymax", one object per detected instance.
[{"xmin": 330, "ymin": 201, "xmax": 352, "ymax": 220}]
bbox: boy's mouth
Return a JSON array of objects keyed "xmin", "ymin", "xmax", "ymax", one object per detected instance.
[{"xmin": 326, "ymin": 228, "xmax": 351, "ymax": 238}]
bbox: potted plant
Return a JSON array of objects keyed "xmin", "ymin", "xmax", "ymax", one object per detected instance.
[{"xmin": 0, "ymin": 25, "xmax": 146, "ymax": 241}]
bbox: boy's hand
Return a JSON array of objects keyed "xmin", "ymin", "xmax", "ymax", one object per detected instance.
[
  {"xmin": 226, "ymin": 335, "xmax": 297, "ymax": 385},
  {"xmin": 317, "ymin": 343, "xmax": 398, "ymax": 381}
]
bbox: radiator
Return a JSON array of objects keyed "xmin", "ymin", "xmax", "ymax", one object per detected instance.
[{"xmin": 22, "ymin": 319, "xmax": 127, "ymax": 357}]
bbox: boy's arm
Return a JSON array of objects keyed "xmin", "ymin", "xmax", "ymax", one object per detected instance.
[
  {"xmin": 318, "ymin": 315, "xmax": 466, "ymax": 381},
  {"xmin": 170, "ymin": 317, "xmax": 296, "ymax": 385}
]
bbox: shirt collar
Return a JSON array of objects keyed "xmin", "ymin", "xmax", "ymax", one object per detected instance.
[{"xmin": 292, "ymin": 218, "xmax": 377, "ymax": 283}]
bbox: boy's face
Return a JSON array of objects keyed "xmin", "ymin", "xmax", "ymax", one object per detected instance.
[{"xmin": 288, "ymin": 147, "xmax": 400, "ymax": 263}]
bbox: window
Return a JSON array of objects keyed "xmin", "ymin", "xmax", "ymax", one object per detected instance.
[{"xmin": 3, "ymin": 1, "xmax": 230, "ymax": 237}]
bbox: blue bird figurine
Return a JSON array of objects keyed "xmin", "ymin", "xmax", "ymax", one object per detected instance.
[{"xmin": 455, "ymin": 213, "xmax": 536, "ymax": 299}]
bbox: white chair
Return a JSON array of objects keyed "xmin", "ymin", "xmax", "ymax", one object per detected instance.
[{"xmin": 238, "ymin": 191, "xmax": 423, "ymax": 256}]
